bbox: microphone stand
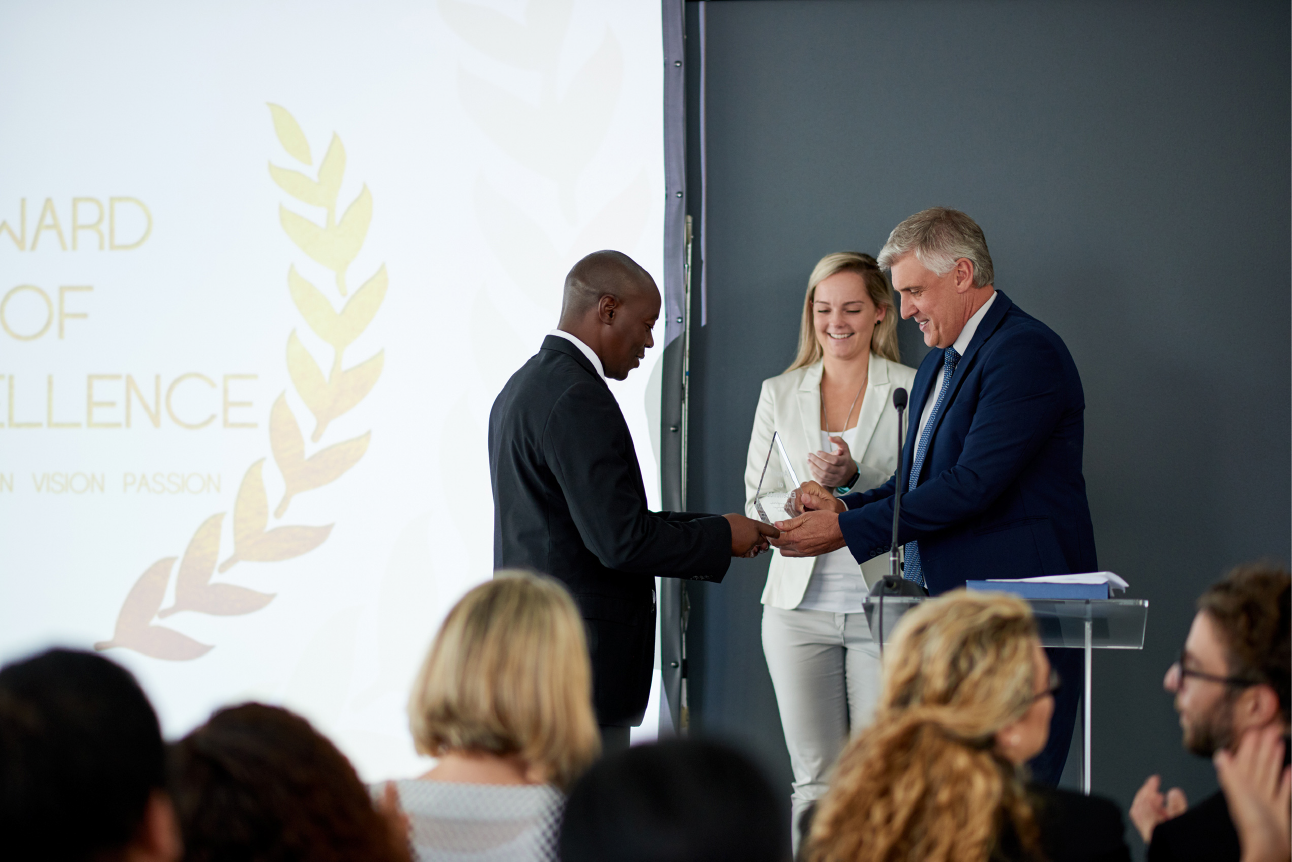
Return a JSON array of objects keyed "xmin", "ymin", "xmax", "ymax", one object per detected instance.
[
  {"xmin": 888, "ymin": 387, "xmax": 907, "ymax": 584},
  {"xmin": 870, "ymin": 387, "xmax": 925, "ymax": 653}
]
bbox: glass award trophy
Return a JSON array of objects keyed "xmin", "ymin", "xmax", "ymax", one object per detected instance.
[{"xmin": 753, "ymin": 431, "xmax": 801, "ymax": 525}]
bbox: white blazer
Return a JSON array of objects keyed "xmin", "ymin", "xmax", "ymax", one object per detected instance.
[{"xmin": 743, "ymin": 355, "xmax": 918, "ymax": 610}]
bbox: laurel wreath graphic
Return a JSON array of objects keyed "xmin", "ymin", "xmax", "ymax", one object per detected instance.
[{"xmin": 95, "ymin": 105, "xmax": 384, "ymax": 660}]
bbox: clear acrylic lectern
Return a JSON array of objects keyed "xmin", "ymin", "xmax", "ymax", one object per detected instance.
[{"xmin": 862, "ymin": 596, "xmax": 1149, "ymax": 794}]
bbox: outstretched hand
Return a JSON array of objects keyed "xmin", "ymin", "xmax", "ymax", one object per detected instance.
[
  {"xmin": 1214, "ymin": 727, "xmax": 1291, "ymax": 862},
  {"xmin": 1130, "ymin": 774, "xmax": 1189, "ymax": 844},
  {"xmin": 724, "ymin": 514, "xmax": 781, "ymax": 558},
  {"xmin": 768, "ymin": 509, "xmax": 847, "ymax": 558}
]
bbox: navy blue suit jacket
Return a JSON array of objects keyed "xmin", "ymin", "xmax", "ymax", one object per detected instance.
[{"xmin": 838, "ymin": 291, "xmax": 1096, "ymax": 594}]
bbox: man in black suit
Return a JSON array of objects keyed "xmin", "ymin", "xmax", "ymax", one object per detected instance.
[
  {"xmin": 1131, "ymin": 564, "xmax": 1290, "ymax": 862},
  {"xmin": 489, "ymin": 250, "xmax": 778, "ymax": 752}
]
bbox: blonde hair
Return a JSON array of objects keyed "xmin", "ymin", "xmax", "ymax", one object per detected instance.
[
  {"xmin": 408, "ymin": 571, "xmax": 600, "ymax": 789},
  {"xmin": 806, "ymin": 591, "xmax": 1043, "ymax": 862},
  {"xmin": 787, "ymin": 252, "xmax": 900, "ymax": 373}
]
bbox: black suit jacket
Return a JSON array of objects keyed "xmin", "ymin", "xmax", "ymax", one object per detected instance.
[
  {"xmin": 488, "ymin": 336, "xmax": 731, "ymax": 726},
  {"xmin": 1146, "ymin": 790, "xmax": 1239, "ymax": 862},
  {"xmin": 1147, "ymin": 737, "xmax": 1290, "ymax": 862},
  {"xmin": 1004, "ymin": 786, "xmax": 1132, "ymax": 862}
]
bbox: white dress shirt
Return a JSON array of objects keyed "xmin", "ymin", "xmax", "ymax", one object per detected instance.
[
  {"xmin": 916, "ymin": 290, "xmax": 997, "ymax": 438},
  {"xmin": 548, "ymin": 329, "xmax": 605, "ymax": 380}
]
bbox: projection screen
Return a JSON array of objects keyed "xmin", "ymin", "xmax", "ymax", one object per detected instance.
[{"xmin": 0, "ymin": 0, "xmax": 666, "ymax": 779}]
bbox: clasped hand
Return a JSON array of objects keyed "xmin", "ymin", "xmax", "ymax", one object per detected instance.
[
  {"xmin": 807, "ymin": 436, "xmax": 855, "ymax": 487},
  {"xmin": 766, "ymin": 481, "xmax": 848, "ymax": 557}
]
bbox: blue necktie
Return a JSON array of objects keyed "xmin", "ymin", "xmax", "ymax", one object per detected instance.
[{"xmin": 903, "ymin": 346, "xmax": 960, "ymax": 587}]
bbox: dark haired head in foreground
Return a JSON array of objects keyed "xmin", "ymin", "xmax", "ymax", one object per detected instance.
[
  {"xmin": 0, "ymin": 648, "xmax": 180, "ymax": 862},
  {"xmin": 169, "ymin": 702, "xmax": 408, "ymax": 862},
  {"xmin": 558, "ymin": 737, "xmax": 789, "ymax": 862}
]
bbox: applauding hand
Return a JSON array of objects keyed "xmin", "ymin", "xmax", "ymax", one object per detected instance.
[
  {"xmin": 1214, "ymin": 727, "xmax": 1291, "ymax": 862},
  {"xmin": 1130, "ymin": 775, "xmax": 1189, "ymax": 843},
  {"xmin": 807, "ymin": 436, "xmax": 857, "ymax": 488}
]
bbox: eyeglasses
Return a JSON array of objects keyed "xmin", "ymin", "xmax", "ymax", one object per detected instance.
[
  {"xmin": 1030, "ymin": 668, "xmax": 1061, "ymax": 703},
  {"xmin": 1166, "ymin": 649, "xmax": 1259, "ymax": 689}
]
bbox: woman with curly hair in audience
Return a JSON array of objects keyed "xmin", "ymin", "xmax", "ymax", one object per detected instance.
[
  {"xmin": 804, "ymin": 590, "xmax": 1130, "ymax": 862},
  {"xmin": 382, "ymin": 570, "xmax": 601, "ymax": 861}
]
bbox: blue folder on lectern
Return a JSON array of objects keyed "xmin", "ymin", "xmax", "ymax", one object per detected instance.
[{"xmin": 966, "ymin": 580, "xmax": 1109, "ymax": 600}]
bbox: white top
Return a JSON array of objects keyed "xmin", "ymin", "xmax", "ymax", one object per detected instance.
[
  {"xmin": 796, "ymin": 427, "xmax": 869, "ymax": 614},
  {"xmin": 548, "ymin": 329, "xmax": 605, "ymax": 380},
  {"xmin": 376, "ymin": 779, "xmax": 563, "ymax": 862},
  {"xmin": 917, "ymin": 290, "xmax": 997, "ymax": 437}
]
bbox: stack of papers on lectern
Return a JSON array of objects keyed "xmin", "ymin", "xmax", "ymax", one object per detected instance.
[{"xmin": 965, "ymin": 572, "xmax": 1129, "ymax": 600}]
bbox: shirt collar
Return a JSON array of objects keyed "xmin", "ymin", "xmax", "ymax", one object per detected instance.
[
  {"xmin": 548, "ymin": 329, "xmax": 605, "ymax": 380},
  {"xmin": 951, "ymin": 290, "xmax": 998, "ymax": 356}
]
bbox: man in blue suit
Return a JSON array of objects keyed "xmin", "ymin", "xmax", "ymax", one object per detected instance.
[{"xmin": 771, "ymin": 207, "xmax": 1095, "ymax": 783}]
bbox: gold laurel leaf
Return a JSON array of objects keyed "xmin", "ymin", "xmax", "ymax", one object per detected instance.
[
  {"xmin": 269, "ymin": 392, "xmax": 306, "ymax": 513},
  {"xmin": 238, "ymin": 524, "xmax": 334, "ymax": 564},
  {"xmin": 183, "ymin": 584, "xmax": 277, "ymax": 617},
  {"xmin": 286, "ymin": 330, "xmax": 331, "ymax": 422},
  {"xmin": 277, "ymin": 188, "xmax": 371, "ymax": 293},
  {"xmin": 158, "ymin": 515, "xmax": 275, "ymax": 617},
  {"xmin": 268, "ymin": 103, "xmax": 313, "ymax": 165},
  {"xmin": 288, "ymin": 267, "xmax": 342, "ymax": 347},
  {"xmin": 97, "ymin": 624, "xmax": 215, "ymax": 661},
  {"xmin": 317, "ymin": 134, "xmax": 346, "ymax": 211},
  {"xmin": 279, "ymin": 205, "xmax": 330, "ymax": 269},
  {"xmin": 158, "ymin": 513, "xmax": 224, "ymax": 617},
  {"xmin": 98, "ymin": 556, "xmax": 174, "ymax": 640},
  {"xmin": 269, "ymin": 163, "xmax": 325, "ymax": 208},
  {"xmin": 277, "ymin": 431, "xmax": 371, "ymax": 518},
  {"xmin": 332, "ymin": 350, "xmax": 384, "ymax": 413},
  {"xmin": 333, "ymin": 185, "xmax": 373, "ymax": 256},
  {"xmin": 219, "ymin": 460, "xmax": 271, "ymax": 573},
  {"xmin": 333, "ymin": 265, "xmax": 388, "ymax": 348},
  {"xmin": 310, "ymin": 350, "xmax": 384, "ymax": 443},
  {"xmin": 95, "ymin": 556, "xmax": 215, "ymax": 660}
]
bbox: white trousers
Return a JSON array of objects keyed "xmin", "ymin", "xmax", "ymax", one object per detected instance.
[{"xmin": 761, "ymin": 605, "xmax": 882, "ymax": 851}]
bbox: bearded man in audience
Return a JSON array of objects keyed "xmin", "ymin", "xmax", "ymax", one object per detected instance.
[{"xmin": 1131, "ymin": 564, "xmax": 1291, "ymax": 862}]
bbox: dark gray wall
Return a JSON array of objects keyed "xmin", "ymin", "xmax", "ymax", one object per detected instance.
[{"xmin": 680, "ymin": 0, "xmax": 1290, "ymax": 854}]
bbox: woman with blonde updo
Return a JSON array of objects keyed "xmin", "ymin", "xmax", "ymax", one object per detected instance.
[{"xmin": 804, "ymin": 591, "xmax": 1130, "ymax": 862}]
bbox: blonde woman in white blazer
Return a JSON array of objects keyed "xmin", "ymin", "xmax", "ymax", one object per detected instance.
[{"xmin": 743, "ymin": 252, "xmax": 916, "ymax": 842}]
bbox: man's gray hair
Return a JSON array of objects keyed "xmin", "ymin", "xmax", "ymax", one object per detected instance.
[{"xmin": 877, "ymin": 207, "xmax": 994, "ymax": 287}]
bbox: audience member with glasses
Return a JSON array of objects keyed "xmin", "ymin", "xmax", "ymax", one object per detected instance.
[
  {"xmin": 803, "ymin": 590, "xmax": 1129, "ymax": 862},
  {"xmin": 1131, "ymin": 563, "xmax": 1290, "ymax": 862}
]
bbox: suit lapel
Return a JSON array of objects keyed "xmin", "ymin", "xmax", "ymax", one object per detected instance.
[
  {"xmin": 796, "ymin": 362, "xmax": 823, "ymax": 460},
  {"xmin": 923, "ymin": 290, "xmax": 1013, "ymax": 446},
  {"xmin": 850, "ymin": 355, "xmax": 891, "ymax": 457}
]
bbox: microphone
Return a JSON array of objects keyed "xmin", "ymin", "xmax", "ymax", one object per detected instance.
[{"xmin": 889, "ymin": 387, "xmax": 908, "ymax": 580}]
